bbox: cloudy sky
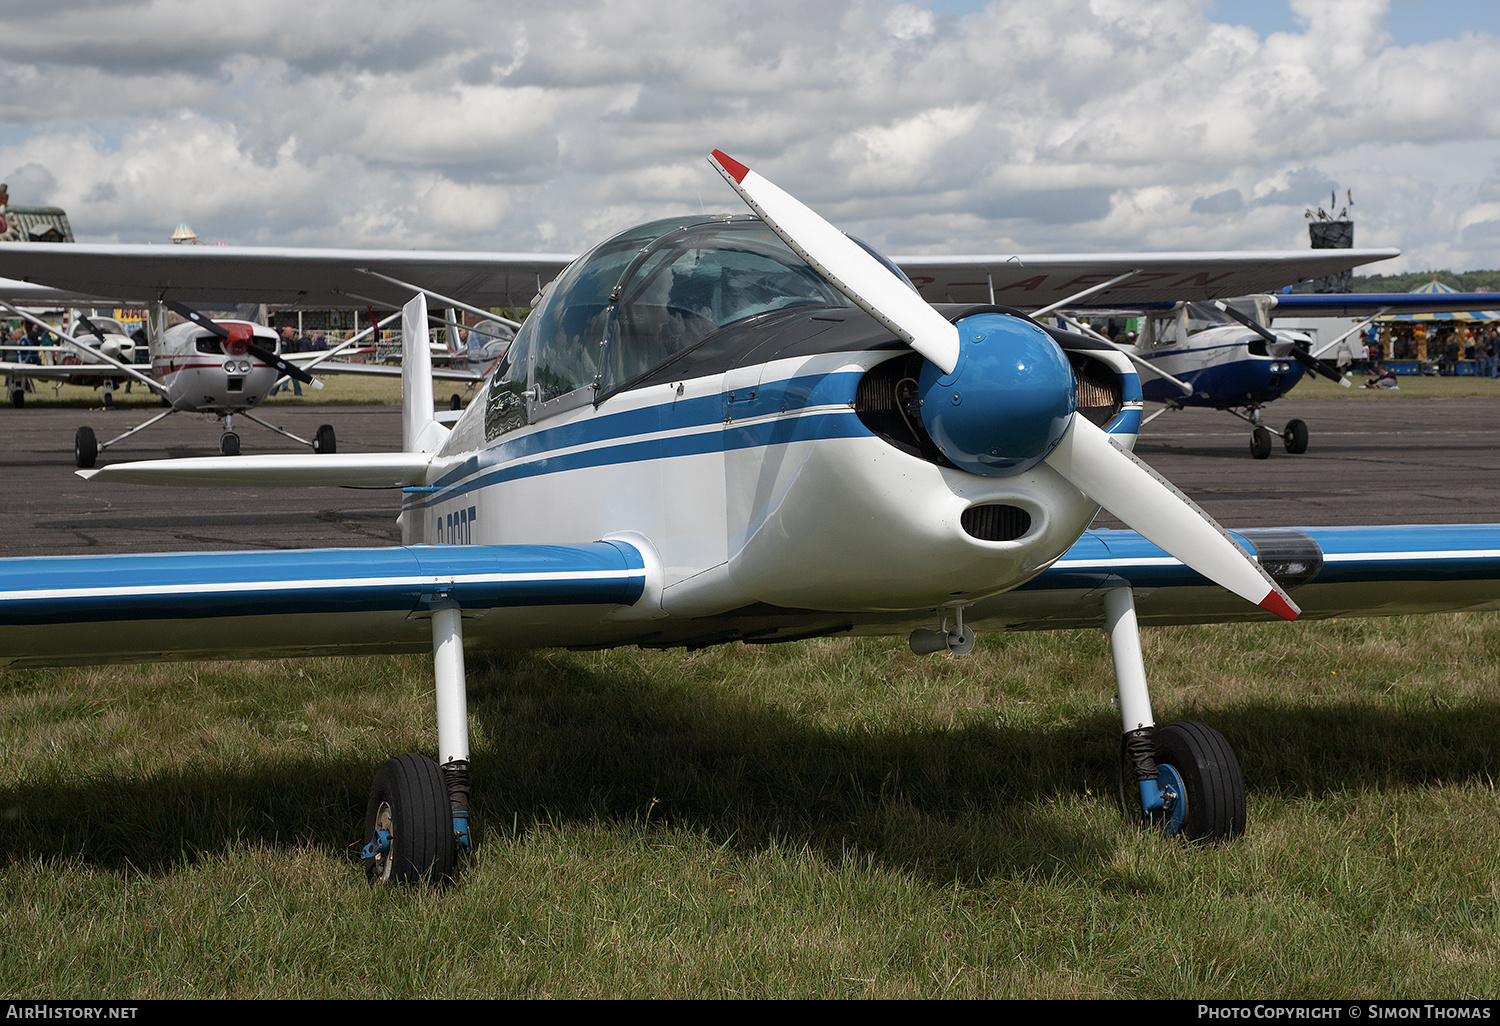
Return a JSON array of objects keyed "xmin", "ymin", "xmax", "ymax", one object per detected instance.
[{"xmin": 1, "ymin": 0, "xmax": 1497, "ymax": 273}]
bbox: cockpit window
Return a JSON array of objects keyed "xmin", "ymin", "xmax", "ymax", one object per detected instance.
[
  {"xmin": 519, "ymin": 214, "xmax": 866, "ymax": 415},
  {"xmin": 599, "ymin": 219, "xmax": 851, "ymax": 395},
  {"xmin": 527, "ymin": 221, "xmax": 667, "ymax": 407}
]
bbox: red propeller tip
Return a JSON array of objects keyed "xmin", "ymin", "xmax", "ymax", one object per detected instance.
[
  {"xmin": 710, "ymin": 150, "xmax": 749, "ymax": 184},
  {"xmin": 1259, "ymin": 590, "xmax": 1300, "ymax": 622}
]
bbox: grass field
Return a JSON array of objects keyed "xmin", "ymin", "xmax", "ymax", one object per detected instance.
[{"xmin": 3, "ymin": 614, "xmax": 1498, "ymax": 998}]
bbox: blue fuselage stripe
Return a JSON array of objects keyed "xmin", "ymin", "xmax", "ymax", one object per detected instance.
[{"xmin": 414, "ymin": 370, "xmax": 870, "ymax": 508}]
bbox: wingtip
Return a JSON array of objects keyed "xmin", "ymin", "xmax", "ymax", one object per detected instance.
[
  {"xmin": 1259, "ymin": 589, "xmax": 1300, "ymax": 621},
  {"xmin": 709, "ymin": 149, "xmax": 749, "ymax": 184}
]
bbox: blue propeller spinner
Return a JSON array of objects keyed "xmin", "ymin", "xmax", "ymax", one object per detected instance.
[{"xmin": 918, "ymin": 312, "xmax": 1077, "ymax": 477}]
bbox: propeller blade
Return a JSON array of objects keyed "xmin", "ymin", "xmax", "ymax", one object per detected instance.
[
  {"xmin": 708, "ymin": 149, "xmax": 960, "ymax": 375},
  {"xmin": 1043, "ymin": 413, "xmax": 1299, "ymax": 620},
  {"xmin": 162, "ymin": 299, "xmax": 228, "ymax": 338},
  {"xmin": 75, "ymin": 316, "xmax": 109, "ymax": 345},
  {"xmin": 1212, "ymin": 300, "xmax": 1349, "ymax": 387},
  {"xmin": 246, "ymin": 342, "xmax": 316, "ymax": 384},
  {"xmin": 1286, "ymin": 344, "xmax": 1353, "ymax": 387}
]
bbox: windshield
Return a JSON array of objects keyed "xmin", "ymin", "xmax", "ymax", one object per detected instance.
[{"xmin": 599, "ymin": 217, "xmax": 852, "ymax": 394}]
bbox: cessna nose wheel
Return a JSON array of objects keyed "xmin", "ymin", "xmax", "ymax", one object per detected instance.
[{"xmin": 219, "ymin": 432, "xmax": 240, "ymax": 457}]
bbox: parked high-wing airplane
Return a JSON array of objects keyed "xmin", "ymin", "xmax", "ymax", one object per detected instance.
[
  {"xmin": 1049, "ymin": 290, "xmax": 1500, "ymax": 458},
  {"xmin": 3, "ymin": 153, "xmax": 1499, "ymax": 887},
  {"xmin": 0, "ymin": 298, "xmax": 486, "ymax": 466}
]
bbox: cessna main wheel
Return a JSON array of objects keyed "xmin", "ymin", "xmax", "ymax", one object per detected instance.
[
  {"xmin": 75, "ymin": 426, "xmax": 97, "ymax": 469},
  {"xmin": 1282, "ymin": 419, "xmax": 1309, "ymax": 454},
  {"xmin": 363, "ymin": 753, "xmax": 454, "ymax": 886},
  {"xmin": 1118, "ymin": 720, "xmax": 1245, "ymax": 842},
  {"xmin": 313, "ymin": 424, "xmax": 336, "ymax": 454}
]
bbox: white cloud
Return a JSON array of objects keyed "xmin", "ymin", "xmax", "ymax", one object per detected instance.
[{"xmin": 0, "ymin": 0, "xmax": 1495, "ymax": 271}]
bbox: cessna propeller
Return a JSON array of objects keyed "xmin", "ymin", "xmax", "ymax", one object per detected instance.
[
  {"xmin": 709, "ymin": 150, "xmax": 1299, "ymax": 622},
  {"xmin": 161, "ymin": 300, "xmax": 317, "ymax": 387},
  {"xmin": 1212, "ymin": 299, "xmax": 1352, "ymax": 389}
]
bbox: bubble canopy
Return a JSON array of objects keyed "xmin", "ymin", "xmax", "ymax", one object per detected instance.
[{"xmin": 518, "ymin": 214, "xmax": 915, "ymax": 406}]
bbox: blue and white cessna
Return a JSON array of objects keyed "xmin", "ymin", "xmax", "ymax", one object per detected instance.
[
  {"xmin": 2, "ymin": 152, "xmax": 1499, "ymax": 886},
  {"xmin": 1055, "ymin": 290, "xmax": 1500, "ymax": 459}
]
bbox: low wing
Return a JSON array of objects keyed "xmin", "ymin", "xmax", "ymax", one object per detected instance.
[
  {"xmin": 0, "ymin": 360, "xmax": 129, "ymax": 382},
  {"xmin": 78, "ymin": 452, "xmax": 435, "ymax": 487},
  {"xmin": 5, "ymin": 524, "xmax": 1499, "ymax": 669},
  {"xmin": 0, "ymin": 540, "xmax": 647, "ymax": 668},
  {"xmin": 982, "ymin": 525, "xmax": 1500, "ymax": 629},
  {"xmin": 0, "ymin": 244, "xmax": 576, "ymax": 309},
  {"xmin": 895, "ymin": 250, "xmax": 1400, "ymax": 308},
  {"xmin": 1271, "ymin": 292, "xmax": 1500, "ymax": 318},
  {"xmin": 284, "ymin": 354, "xmax": 485, "ymax": 384}
]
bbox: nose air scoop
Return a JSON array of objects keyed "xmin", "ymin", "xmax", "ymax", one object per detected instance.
[{"xmin": 918, "ymin": 313, "xmax": 1076, "ymax": 477}]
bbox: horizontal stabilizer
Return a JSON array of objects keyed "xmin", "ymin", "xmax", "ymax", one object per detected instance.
[{"xmin": 78, "ymin": 452, "xmax": 434, "ymax": 488}]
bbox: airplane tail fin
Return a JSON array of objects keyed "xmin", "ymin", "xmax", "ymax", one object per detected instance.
[
  {"xmin": 402, "ymin": 294, "xmax": 449, "ymax": 454},
  {"xmin": 145, "ymin": 301, "xmax": 169, "ymax": 349}
]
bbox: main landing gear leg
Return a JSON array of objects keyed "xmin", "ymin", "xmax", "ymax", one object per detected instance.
[
  {"xmin": 361, "ymin": 603, "xmax": 469, "ymax": 886},
  {"xmin": 1104, "ymin": 587, "xmax": 1245, "ymax": 841}
]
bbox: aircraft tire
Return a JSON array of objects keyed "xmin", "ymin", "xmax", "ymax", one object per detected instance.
[
  {"xmin": 1152, "ymin": 721, "xmax": 1246, "ymax": 842},
  {"xmin": 102, "ymin": 392, "xmax": 112, "ymax": 410},
  {"xmin": 1250, "ymin": 426, "xmax": 1272, "ymax": 460},
  {"xmin": 11, "ymin": 389, "xmax": 23, "ymax": 409},
  {"xmin": 314, "ymin": 424, "xmax": 336, "ymax": 454},
  {"xmin": 220, "ymin": 432, "xmax": 240, "ymax": 457},
  {"xmin": 1282, "ymin": 419, "xmax": 1309, "ymax": 454},
  {"xmin": 363, "ymin": 753, "xmax": 455, "ymax": 886},
  {"xmin": 74, "ymin": 426, "xmax": 97, "ymax": 469},
  {"xmin": 450, "ymin": 393, "xmax": 462, "ymax": 411}
]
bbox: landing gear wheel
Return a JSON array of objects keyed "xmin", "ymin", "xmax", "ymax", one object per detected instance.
[
  {"xmin": 219, "ymin": 432, "xmax": 240, "ymax": 457},
  {"xmin": 11, "ymin": 389, "xmax": 23, "ymax": 408},
  {"xmin": 101, "ymin": 391, "xmax": 113, "ymax": 410},
  {"xmin": 313, "ymin": 424, "xmax": 336, "ymax": 454},
  {"xmin": 449, "ymin": 394, "xmax": 462, "ymax": 411},
  {"xmin": 1282, "ymin": 419, "xmax": 1309, "ymax": 454},
  {"xmin": 74, "ymin": 426, "xmax": 97, "ymax": 469},
  {"xmin": 1150, "ymin": 721, "xmax": 1245, "ymax": 842},
  {"xmin": 1250, "ymin": 426, "xmax": 1272, "ymax": 460},
  {"xmin": 363, "ymin": 753, "xmax": 455, "ymax": 886}
]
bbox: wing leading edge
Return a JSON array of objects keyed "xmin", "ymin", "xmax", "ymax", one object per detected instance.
[
  {"xmin": 989, "ymin": 524, "xmax": 1500, "ymax": 629},
  {"xmin": 0, "ymin": 541, "xmax": 647, "ymax": 668}
]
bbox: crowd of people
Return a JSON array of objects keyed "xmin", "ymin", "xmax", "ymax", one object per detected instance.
[{"xmin": 1364, "ymin": 322, "xmax": 1500, "ymax": 377}]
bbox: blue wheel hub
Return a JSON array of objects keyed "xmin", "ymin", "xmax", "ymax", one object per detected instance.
[
  {"xmin": 1142, "ymin": 763, "xmax": 1187, "ymax": 835},
  {"xmin": 918, "ymin": 312, "xmax": 1076, "ymax": 477}
]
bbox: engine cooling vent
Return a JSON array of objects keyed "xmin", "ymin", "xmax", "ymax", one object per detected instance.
[
  {"xmin": 1069, "ymin": 353, "xmax": 1123, "ymax": 428},
  {"xmin": 961, "ymin": 504, "xmax": 1032, "ymax": 542}
]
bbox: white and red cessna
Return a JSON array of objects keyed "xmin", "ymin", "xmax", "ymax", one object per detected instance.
[{"xmin": 0, "ymin": 297, "xmax": 485, "ymax": 466}]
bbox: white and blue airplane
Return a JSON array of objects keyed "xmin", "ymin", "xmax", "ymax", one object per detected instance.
[
  {"xmin": 2, "ymin": 152, "xmax": 1499, "ymax": 886},
  {"xmin": 1049, "ymin": 289, "xmax": 1500, "ymax": 459}
]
